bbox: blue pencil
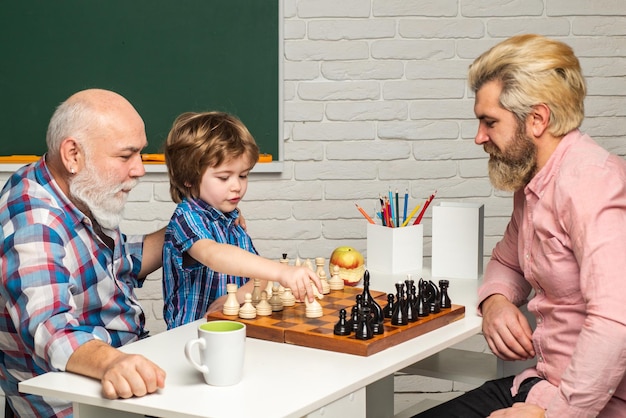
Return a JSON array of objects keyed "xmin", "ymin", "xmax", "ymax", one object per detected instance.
[{"xmin": 403, "ymin": 189, "xmax": 408, "ymax": 224}]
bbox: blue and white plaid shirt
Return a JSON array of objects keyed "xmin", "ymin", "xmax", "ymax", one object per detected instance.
[
  {"xmin": 0, "ymin": 158, "xmax": 146, "ymax": 417},
  {"xmin": 162, "ymin": 197, "xmax": 255, "ymax": 329}
]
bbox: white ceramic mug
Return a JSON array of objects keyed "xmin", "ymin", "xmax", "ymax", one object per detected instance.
[{"xmin": 184, "ymin": 320, "xmax": 246, "ymax": 386}]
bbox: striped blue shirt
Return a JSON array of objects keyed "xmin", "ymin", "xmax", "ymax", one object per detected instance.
[
  {"xmin": 162, "ymin": 197, "xmax": 256, "ymax": 329},
  {"xmin": 0, "ymin": 158, "xmax": 146, "ymax": 417}
]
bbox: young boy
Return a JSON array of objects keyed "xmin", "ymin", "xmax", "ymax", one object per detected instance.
[{"xmin": 162, "ymin": 111, "xmax": 322, "ymax": 329}]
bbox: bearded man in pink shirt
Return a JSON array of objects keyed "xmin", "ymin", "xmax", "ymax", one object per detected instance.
[{"xmin": 414, "ymin": 34, "xmax": 626, "ymax": 418}]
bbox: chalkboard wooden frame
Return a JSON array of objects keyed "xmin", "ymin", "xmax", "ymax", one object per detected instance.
[{"xmin": 0, "ymin": 0, "xmax": 283, "ymax": 163}]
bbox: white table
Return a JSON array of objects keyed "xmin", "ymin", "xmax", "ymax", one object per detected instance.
[{"xmin": 19, "ymin": 276, "xmax": 482, "ymax": 418}]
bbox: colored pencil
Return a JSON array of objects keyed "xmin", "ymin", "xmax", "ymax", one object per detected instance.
[
  {"xmin": 403, "ymin": 189, "xmax": 408, "ymax": 223},
  {"xmin": 395, "ymin": 189, "xmax": 399, "ymax": 228},
  {"xmin": 414, "ymin": 190, "xmax": 437, "ymax": 225},
  {"xmin": 388, "ymin": 189, "xmax": 395, "ymax": 227},
  {"xmin": 401, "ymin": 204, "xmax": 421, "ymax": 227},
  {"xmin": 355, "ymin": 203, "xmax": 375, "ymax": 224}
]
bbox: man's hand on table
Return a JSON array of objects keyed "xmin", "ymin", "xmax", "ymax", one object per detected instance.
[
  {"xmin": 66, "ymin": 339, "xmax": 166, "ymax": 399},
  {"xmin": 481, "ymin": 294, "xmax": 535, "ymax": 361}
]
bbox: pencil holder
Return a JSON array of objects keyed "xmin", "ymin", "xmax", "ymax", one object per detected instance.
[
  {"xmin": 366, "ymin": 224, "xmax": 423, "ymax": 275},
  {"xmin": 431, "ymin": 202, "xmax": 484, "ymax": 279}
]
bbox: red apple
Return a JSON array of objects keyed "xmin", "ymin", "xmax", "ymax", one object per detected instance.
[{"xmin": 329, "ymin": 246, "xmax": 365, "ymax": 286}]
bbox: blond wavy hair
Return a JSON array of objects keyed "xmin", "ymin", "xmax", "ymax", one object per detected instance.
[{"xmin": 468, "ymin": 34, "xmax": 586, "ymax": 136}]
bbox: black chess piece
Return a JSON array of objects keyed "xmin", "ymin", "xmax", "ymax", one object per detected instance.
[
  {"xmin": 333, "ymin": 308, "xmax": 352, "ymax": 336},
  {"xmin": 350, "ymin": 305, "xmax": 359, "ymax": 331},
  {"xmin": 439, "ymin": 279, "xmax": 451, "ymax": 309},
  {"xmin": 417, "ymin": 279, "xmax": 429, "ymax": 317},
  {"xmin": 383, "ymin": 293, "xmax": 395, "ymax": 318},
  {"xmin": 361, "ymin": 271, "xmax": 384, "ymax": 333},
  {"xmin": 427, "ymin": 280, "xmax": 441, "ymax": 314},
  {"xmin": 405, "ymin": 284, "xmax": 418, "ymax": 322},
  {"xmin": 391, "ymin": 282, "xmax": 408, "ymax": 325},
  {"xmin": 356, "ymin": 306, "xmax": 374, "ymax": 340},
  {"xmin": 429, "ymin": 301, "xmax": 441, "ymax": 314}
]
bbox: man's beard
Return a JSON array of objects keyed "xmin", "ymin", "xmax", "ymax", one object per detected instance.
[
  {"xmin": 69, "ymin": 163, "xmax": 138, "ymax": 230},
  {"xmin": 484, "ymin": 122, "xmax": 537, "ymax": 192}
]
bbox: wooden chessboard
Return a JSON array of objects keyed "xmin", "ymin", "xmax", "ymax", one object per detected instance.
[
  {"xmin": 207, "ymin": 286, "xmax": 465, "ymax": 356},
  {"xmin": 208, "ymin": 286, "xmax": 465, "ymax": 356}
]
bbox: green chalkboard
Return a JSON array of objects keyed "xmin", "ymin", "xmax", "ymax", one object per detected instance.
[{"xmin": 0, "ymin": 1, "xmax": 280, "ymax": 158}]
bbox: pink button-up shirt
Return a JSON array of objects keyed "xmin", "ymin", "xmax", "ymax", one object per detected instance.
[{"xmin": 478, "ymin": 130, "xmax": 626, "ymax": 417}]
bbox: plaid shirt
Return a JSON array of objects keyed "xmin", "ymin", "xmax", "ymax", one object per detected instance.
[
  {"xmin": 163, "ymin": 197, "xmax": 255, "ymax": 329},
  {"xmin": 0, "ymin": 158, "xmax": 146, "ymax": 417}
]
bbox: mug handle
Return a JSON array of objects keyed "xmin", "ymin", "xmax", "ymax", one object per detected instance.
[{"xmin": 184, "ymin": 338, "xmax": 209, "ymax": 374}]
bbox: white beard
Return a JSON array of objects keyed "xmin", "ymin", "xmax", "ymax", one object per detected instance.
[{"xmin": 69, "ymin": 163, "xmax": 137, "ymax": 230}]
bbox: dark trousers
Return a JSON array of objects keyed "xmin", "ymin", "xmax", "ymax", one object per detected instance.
[{"xmin": 412, "ymin": 376, "xmax": 542, "ymax": 418}]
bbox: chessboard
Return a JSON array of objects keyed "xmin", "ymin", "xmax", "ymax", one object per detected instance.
[{"xmin": 207, "ymin": 286, "xmax": 465, "ymax": 356}]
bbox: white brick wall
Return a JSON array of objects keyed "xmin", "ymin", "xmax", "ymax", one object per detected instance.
[{"xmin": 2, "ymin": 1, "xmax": 626, "ymax": 337}]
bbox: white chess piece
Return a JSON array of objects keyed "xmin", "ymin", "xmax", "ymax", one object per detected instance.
[
  {"xmin": 315, "ymin": 257, "xmax": 326, "ymax": 278},
  {"xmin": 256, "ymin": 291, "xmax": 272, "ymax": 316},
  {"xmin": 239, "ymin": 293, "xmax": 257, "ymax": 319},
  {"xmin": 281, "ymin": 288, "xmax": 296, "ymax": 307},
  {"xmin": 269, "ymin": 283, "xmax": 284, "ymax": 311},
  {"xmin": 251, "ymin": 278, "xmax": 262, "ymax": 306},
  {"xmin": 319, "ymin": 269, "xmax": 331, "ymax": 295},
  {"xmin": 222, "ymin": 283, "xmax": 240, "ymax": 316},
  {"xmin": 303, "ymin": 258, "xmax": 314, "ymax": 271},
  {"xmin": 305, "ymin": 295, "xmax": 323, "ymax": 319},
  {"xmin": 329, "ymin": 265, "xmax": 344, "ymax": 291}
]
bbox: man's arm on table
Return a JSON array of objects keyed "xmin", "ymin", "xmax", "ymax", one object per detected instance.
[{"xmin": 66, "ymin": 339, "xmax": 166, "ymax": 399}]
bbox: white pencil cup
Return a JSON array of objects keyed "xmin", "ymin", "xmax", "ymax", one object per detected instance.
[
  {"xmin": 431, "ymin": 202, "xmax": 484, "ymax": 279},
  {"xmin": 184, "ymin": 320, "xmax": 246, "ymax": 386},
  {"xmin": 366, "ymin": 223, "xmax": 423, "ymax": 274}
]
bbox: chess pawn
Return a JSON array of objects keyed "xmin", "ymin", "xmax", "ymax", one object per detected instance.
[
  {"xmin": 356, "ymin": 306, "xmax": 374, "ymax": 340},
  {"xmin": 439, "ymin": 279, "xmax": 452, "ymax": 309},
  {"xmin": 361, "ymin": 270, "xmax": 384, "ymax": 331},
  {"xmin": 269, "ymin": 283, "xmax": 284, "ymax": 312},
  {"xmin": 305, "ymin": 296, "xmax": 323, "ymax": 318},
  {"xmin": 281, "ymin": 287, "xmax": 296, "ymax": 307},
  {"xmin": 349, "ymin": 305, "xmax": 359, "ymax": 331},
  {"xmin": 319, "ymin": 269, "xmax": 331, "ymax": 295},
  {"xmin": 256, "ymin": 291, "xmax": 272, "ymax": 316},
  {"xmin": 238, "ymin": 293, "xmax": 257, "ymax": 319},
  {"xmin": 383, "ymin": 293, "xmax": 395, "ymax": 318},
  {"xmin": 251, "ymin": 278, "xmax": 262, "ymax": 306},
  {"xmin": 222, "ymin": 283, "xmax": 240, "ymax": 316},
  {"xmin": 329, "ymin": 265, "xmax": 344, "ymax": 291},
  {"xmin": 333, "ymin": 308, "xmax": 352, "ymax": 336}
]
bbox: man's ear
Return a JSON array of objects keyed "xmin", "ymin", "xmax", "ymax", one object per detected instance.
[
  {"xmin": 59, "ymin": 137, "xmax": 84, "ymax": 174},
  {"xmin": 527, "ymin": 103, "xmax": 551, "ymax": 138}
]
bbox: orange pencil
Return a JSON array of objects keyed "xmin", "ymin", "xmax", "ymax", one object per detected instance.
[{"xmin": 355, "ymin": 203, "xmax": 375, "ymax": 224}]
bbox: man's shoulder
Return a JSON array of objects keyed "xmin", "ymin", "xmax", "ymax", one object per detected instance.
[{"xmin": 561, "ymin": 132, "xmax": 625, "ymax": 173}]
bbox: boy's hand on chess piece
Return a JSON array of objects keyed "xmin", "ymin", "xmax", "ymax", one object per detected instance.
[
  {"xmin": 481, "ymin": 294, "xmax": 535, "ymax": 361},
  {"xmin": 488, "ymin": 402, "xmax": 544, "ymax": 418},
  {"xmin": 278, "ymin": 266, "xmax": 323, "ymax": 303}
]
